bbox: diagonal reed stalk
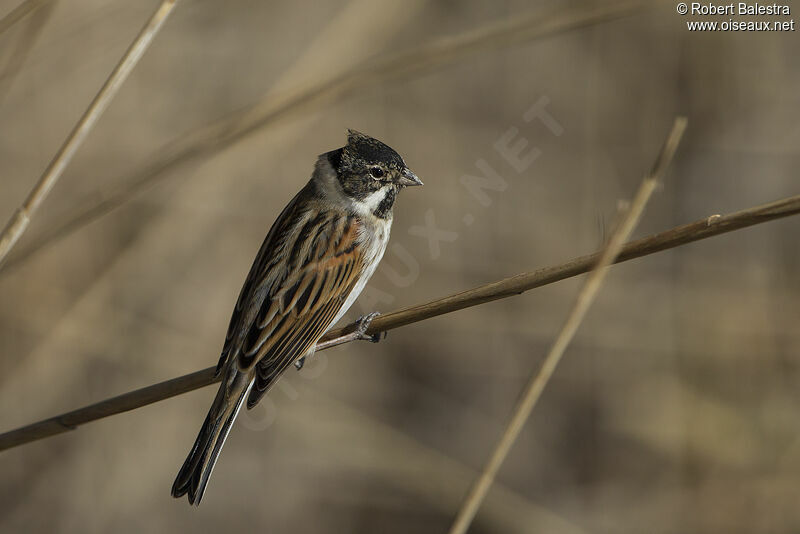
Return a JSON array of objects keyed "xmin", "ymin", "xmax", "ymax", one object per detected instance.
[
  {"xmin": 448, "ymin": 117, "xmax": 687, "ymax": 534},
  {"xmin": 0, "ymin": 0, "xmax": 179, "ymax": 267},
  {"xmin": 3, "ymin": 190, "xmax": 800, "ymax": 453}
]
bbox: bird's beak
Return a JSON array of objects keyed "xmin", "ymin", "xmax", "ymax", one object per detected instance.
[{"xmin": 397, "ymin": 168, "xmax": 423, "ymax": 187}]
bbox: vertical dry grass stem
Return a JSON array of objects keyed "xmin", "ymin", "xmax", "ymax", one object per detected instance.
[
  {"xmin": 447, "ymin": 117, "xmax": 688, "ymax": 534},
  {"xmin": 0, "ymin": 0, "xmax": 178, "ymax": 267}
]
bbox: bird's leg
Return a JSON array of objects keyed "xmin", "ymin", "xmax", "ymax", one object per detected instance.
[
  {"xmin": 293, "ymin": 350, "xmax": 310, "ymax": 370},
  {"xmin": 316, "ymin": 312, "xmax": 384, "ymax": 350},
  {"xmin": 295, "ymin": 313, "xmax": 384, "ymax": 371},
  {"xmin": 294, "ymin": 313, "xmax": 384, "ymax": 371},
  {"xmin": 294, "ymin": 343, "xmax": 318, "ymax": 371},
  {"xmin": 352, "ymin": 311, "xmax": 383, "ymax": 343}
]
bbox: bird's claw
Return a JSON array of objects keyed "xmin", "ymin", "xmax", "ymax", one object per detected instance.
[
  {"xmin": 296, "ymin": 313, "xmax": 384, "ymax": 371},
  {"xmin": 355, "ymin": 312, "xmax": 383, "ymax": 343}
]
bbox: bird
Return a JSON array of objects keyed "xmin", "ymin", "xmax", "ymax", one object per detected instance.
[{"xmin": 171, "ymin": 130, "xmax": 422, "ymax": 505}]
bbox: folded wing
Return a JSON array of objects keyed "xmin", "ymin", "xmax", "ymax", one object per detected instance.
[{"xmin": 220, "ymin": 203, "xmax": 365, "ymax": 408}]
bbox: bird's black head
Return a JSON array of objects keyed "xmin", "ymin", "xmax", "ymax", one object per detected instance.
[{"xmin": 327, "ymin": 130, "xmax": 422, "ymax": 218}]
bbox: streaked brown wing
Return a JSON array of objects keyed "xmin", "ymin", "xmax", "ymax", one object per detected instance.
[
  {"xmin": 223, "ymin": 204, "xmax": 364, "ymax": 407},
  {"xmin": 243, "ymin": 220, "xmax": 364, "ymax": 407}
]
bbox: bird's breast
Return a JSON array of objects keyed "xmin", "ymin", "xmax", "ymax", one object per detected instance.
[{"xmin": 332, "ymin": 216, "xmax": 391, "ymax": 325}]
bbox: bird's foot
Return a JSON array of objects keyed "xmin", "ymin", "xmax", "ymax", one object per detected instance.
[
  {"xmin": 354, "ymin": 312, "xmax": 384, "ymax": 343},
  {"xmin": 294, "ymin": 346, "xmax": 318, "ymax": 371},
  {"xmin": 307, "ymin": 312, "xmax": 387, "ymax": 354}
]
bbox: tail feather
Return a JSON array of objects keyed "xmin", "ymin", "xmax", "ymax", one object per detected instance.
[{"xmin": 172, "ymin": 370, "xmax": 252, "ymax": 506}]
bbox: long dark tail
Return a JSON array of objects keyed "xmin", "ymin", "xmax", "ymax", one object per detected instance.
[{"xmin": 171, "ymin": 368, "xmax": 252, "ymax": 506}]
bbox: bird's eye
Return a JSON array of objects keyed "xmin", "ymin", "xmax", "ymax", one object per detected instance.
[{"xmin": 369, "ymin": 166, "xmax": 385, "ymax": 179}]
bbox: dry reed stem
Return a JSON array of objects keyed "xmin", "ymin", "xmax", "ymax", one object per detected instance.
[
  {"xmin": 0, "ymin": 0, "xmax": 178, "ymax": 267},
  {"xmin": 308, "ymin": 385, "xmax": 588, "ymax": 534},
  {"xmin": 0, "ymin": 1, "xmax": 646, "ymax": 274},
  {"xmin": 447, "ymin": 117, "xmax": 687, "ymax": 534},
  {"xmin": 5, "ymin": 190, "xmax": 800, "ymax": 453}
]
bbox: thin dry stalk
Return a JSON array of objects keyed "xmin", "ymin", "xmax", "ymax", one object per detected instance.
[
  {"xmin": 0, "ymin": 0, "xmax": 178, "ymax": 267},
  {"xmin": 447, "ymin": 117, "xmax": 688, "ymax": 534},
  {"xmin": 5, "ymin": 190, "xmax": 800, "ymax": 453},
  {"xmin": 0, "ymin": 1, "xmax": 646, "ymax": 274}
]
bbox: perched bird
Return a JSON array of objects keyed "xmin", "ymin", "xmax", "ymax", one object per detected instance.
[{"xmin": 171, "ymin": 130, "xmax": 422, "ymax": 505}]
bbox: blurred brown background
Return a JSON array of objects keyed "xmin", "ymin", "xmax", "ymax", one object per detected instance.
[{"xmin": 1, "ymin": 0, "xmax": 799, "ymax": 532}]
